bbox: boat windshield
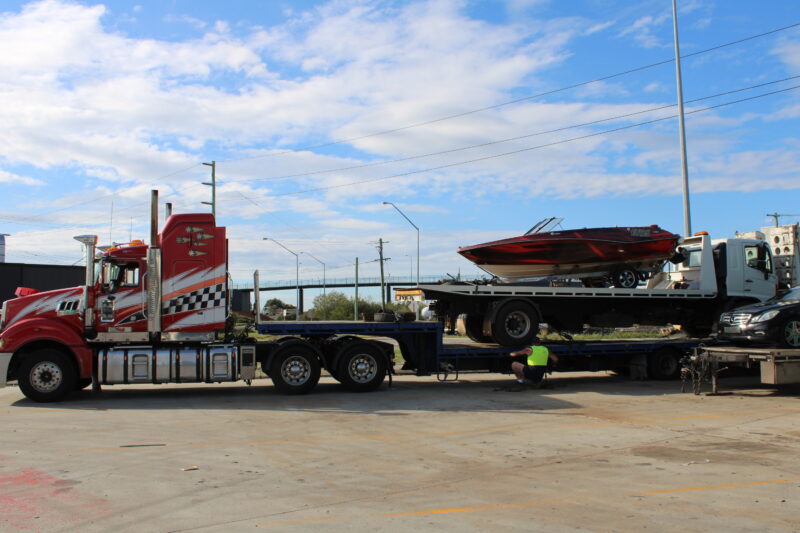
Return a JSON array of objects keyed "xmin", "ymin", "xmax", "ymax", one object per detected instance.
[{"xmin": 524, "ymin": 217, "xmax": 564, "ymax": 235}]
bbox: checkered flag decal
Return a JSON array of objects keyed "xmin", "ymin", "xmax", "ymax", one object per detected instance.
[{"xmin": 163, "ymin": 283, "xmax": 225, "ymax": 315}]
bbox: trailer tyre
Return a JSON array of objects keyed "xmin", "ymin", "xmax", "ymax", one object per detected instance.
[
  {"xmin": 464, "ymin": 314, "xmax": 493, "ymax": 343},
  {"xmin": 269, "ymin": 340, "xmax": 321, "ymax": 395},
  {"xmin": 647, "ymin": 347, "xmax": 681, "ymax": 380},
  {"xmin": 491, "ymin": 301, "xmax": 540, "ymax": 347},
  {"xmin": 337, "ymin": 341, "xmax": 387, "ymax": 392},
  {"xmin": 18, "ymin": 349, "xmax": 76, "ymax": 403}
]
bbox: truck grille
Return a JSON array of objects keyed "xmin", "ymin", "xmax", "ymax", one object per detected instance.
[{"xmin": 720, "ymin": 312, "xmax": 751, "ymax": 326}]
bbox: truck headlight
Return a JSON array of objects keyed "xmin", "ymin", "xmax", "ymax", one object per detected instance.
[{"xmin": 750, "ymin": 310, "xmax": 779, "ymax": 323}]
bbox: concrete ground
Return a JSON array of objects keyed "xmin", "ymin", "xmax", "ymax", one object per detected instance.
[{"xmin": 1, "ymin": 372, "xmax": 799, "ymax": 532}]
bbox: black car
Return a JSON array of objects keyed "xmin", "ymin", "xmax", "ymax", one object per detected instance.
[{"xmin": 718, "ymin": 288, "xmax": 800, "ymax": 348}]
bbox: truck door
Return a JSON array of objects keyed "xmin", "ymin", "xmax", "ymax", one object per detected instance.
[
  {"xmin": 742, "ymin": 243, "xmax": 776, "ymax": 300},
  {"xmin": 95, "ymin": 260, "xmax": 148, "ymax": 331}
]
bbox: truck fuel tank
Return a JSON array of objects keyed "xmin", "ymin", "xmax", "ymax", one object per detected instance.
[{"xmin": 98, "ymin": 344, "xmax": 254, "ymax": 385}]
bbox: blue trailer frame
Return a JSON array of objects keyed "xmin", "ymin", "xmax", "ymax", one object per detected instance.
[{"xmin": 255, "ymin": 321, "xmax": 701, "ymax": 380}]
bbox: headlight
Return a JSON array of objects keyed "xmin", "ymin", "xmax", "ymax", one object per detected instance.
[{"xmin": 750, "ymin": 310, "xmax": 779, "ymax": 323}]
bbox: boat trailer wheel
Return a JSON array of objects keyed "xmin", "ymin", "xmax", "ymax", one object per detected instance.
[{"xmin": 613, "ymin": 268, "xmax": 639, "ymax": 289}]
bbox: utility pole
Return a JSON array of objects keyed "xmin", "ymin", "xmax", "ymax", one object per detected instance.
[
  {"xmin": 202, "ymin": 160, "xmax": 216, "ymax": 217},
  {"xmin": 354, "ymin": 257, "xmax": 359, "ymax": 320},
  {"xmin": 377, "ymin": 238, "xmax": 388, "ymax": 308},
  {"xmin": 672, "ymin": 0, "xmax": 692, "ymax": 237},
  {"xmin": 767, "ymin": 213, "xmax": 800, "ymax": 227}
]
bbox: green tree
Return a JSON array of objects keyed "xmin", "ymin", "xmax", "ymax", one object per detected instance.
[
  {"xmin": 263, "ymin": 298, "xmax": 292, "ymax": 314},
  {"xmin": 305, "ymin": 291, "xmax": 408, "ymax": 320}
]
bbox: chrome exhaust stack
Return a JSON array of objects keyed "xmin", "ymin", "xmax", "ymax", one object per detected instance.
[
  {"xmin": 73, "ymin": 234, "xmax": 98, "ymax": 336},
  {"xmin": 146, "ymin": 190, "xmax": 162, "ymax": 338}
]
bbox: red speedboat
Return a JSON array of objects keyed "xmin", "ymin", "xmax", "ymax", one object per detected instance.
[{"xmin": 458, "ymin": 217, "xmax": 680, "ymax": 287}]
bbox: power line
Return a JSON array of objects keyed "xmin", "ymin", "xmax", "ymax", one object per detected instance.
[
  {"xmin": 256, "ymin": 83, "xmax": 800, "ymax": 198},
  {"xmin": 218, "ymin": 22, "xmax": 800, "ymax": 163},
  {"xmin": 224, "ymin": 75, "xmax": 800, "ymax": 185}
]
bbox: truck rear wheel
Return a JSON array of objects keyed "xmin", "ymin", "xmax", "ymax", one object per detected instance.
[
  {"xmin": 337, "ymin": 341, "xmax": 387, "ymax": 392},
  {"xmin": 269, "ymin": 340, "xmax": 321, "ymax": 395},
  {"xmin": 464, "ymin": 314, "xmax": 493, "ymax": 343},
  {"xmin": 491, "ymin": 301, "xmax": 540, "ymax": 347},
  {"xmin": 18, "ymin": 349, "xmax": 76, "ymax": 403},
  {"xmin": 647, "ymin": 347, "xmax": 681, "ymax": 380}
]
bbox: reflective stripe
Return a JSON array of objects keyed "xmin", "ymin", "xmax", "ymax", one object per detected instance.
[
  {"xmin": 527, "ymin": 345, "xmax": 549, "ymax": 366},
  {"xmin": 0, "ymin": 352, "xmax": 12, "ymax": 387}
]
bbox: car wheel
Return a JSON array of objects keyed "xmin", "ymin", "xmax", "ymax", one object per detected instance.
[{"xmin": 780, "ymin": 319, "xmax": 800, "ymax": 348}]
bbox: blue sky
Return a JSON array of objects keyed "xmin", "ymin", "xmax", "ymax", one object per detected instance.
[{"xmin": 1, "ymin": 0, "xmax": 799, "ymax": 306}]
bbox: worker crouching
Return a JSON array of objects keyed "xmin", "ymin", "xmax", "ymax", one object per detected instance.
[{"xmin": 505, "ymin": 337, "xmax": 558, "ymax": 392}]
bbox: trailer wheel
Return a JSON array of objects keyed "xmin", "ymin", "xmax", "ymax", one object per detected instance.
[
  {"xmin": 18, "ymin": 349, "xmax": 76, "ymax": 403},
  {"xmin": 269, "ymin": 340, "xmax": 321, "ymax": 395},
  {"xmin": 337, "ymin": 341, "xmax": 387, "ymax": 392},
  {"xmin": 647, "ymin": 347, "xmax": 681, "ymax": 380},
  {"xmin": 491, "ymin": 301, "xmax": 540, "ymax": 347},
  {"xmin": 612, "ymin": 267, "xmax": 639, "ymax": 289},
  {"xmin": 779, "ymin": 319, "xmax": 800, "ymax": 348},
  {"xmin": 464, "ymin": 314, "xmax": 493, "ymax": 343}
]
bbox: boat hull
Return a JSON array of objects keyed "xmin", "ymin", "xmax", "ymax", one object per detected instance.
[{"xmin": 458, "ymin": 226, "xmax": 679, "ymax": 281}]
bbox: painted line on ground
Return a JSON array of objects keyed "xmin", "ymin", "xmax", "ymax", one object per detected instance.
[{"xmin": 255, "ymin": 477, "xmax": 800, "ymax": 527}]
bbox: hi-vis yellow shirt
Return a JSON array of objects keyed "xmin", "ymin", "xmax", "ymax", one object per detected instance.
[{"xmin": 527, "ymin": 345, "xmax": 549, "ymax": 366}]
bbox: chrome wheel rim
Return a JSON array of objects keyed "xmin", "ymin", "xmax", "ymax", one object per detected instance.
[
  {"xmin": 618, "ymin": 270, "xmax": 637, "ymax": 288},
  {"xmin": 281, "ymin": 356, "xmax": 311, "ymax": 386},
  {"xmin": 785, "ymin": 321, "xmax": 800, "ymax": 347},
  {"xmin": 505, "ymin": 311, "xmax": 531, "ymax": 339},
  {"xmin": 29, "ymin": 362, "xmax": 63, "ymax": 393},
  {"xmin": 347, "ymin": 354, "xmax": 378, "ymax": 383}
]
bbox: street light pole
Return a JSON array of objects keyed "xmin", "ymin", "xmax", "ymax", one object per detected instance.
[
  {"xmin": 383, "ymin": 202, "xmax": 419, "ymax": 287},
  {"xmin": 302, "ymin": 251, "xmax": 326, "ymax": 296},
  {"xmin": 672, "ymin": 0, "xmax": 692, "ymax": 236},
  {"xmin": 263, "ymin": 237, "xmax": 299, "ymax": 317}
]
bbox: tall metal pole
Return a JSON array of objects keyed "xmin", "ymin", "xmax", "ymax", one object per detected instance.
[
  {"xmin": 202, "ymin": 160, "xmax": 216, "ymax": 217},
  {"xmin": 672, "ymin": 0, "xmax": 692, "ymax": 236},
  {"xmin": 383, "ymin": 202, "xmax": 420, "ymax": 286},
  {"xmin": 263, "ymin": 237, "xmax": 299, "ymax": 316},
  {"xmin": 354, "ymin": 257, "xmax": 359, "ymax": 320},
  {"xmin": 378, "ymin": 238, "xmax": 386, "ymax": 309}
]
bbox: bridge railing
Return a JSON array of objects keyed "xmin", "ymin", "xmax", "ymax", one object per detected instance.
[{"xmin": 232, "ymin": 274, "xmax": 450, "ymax": 290}]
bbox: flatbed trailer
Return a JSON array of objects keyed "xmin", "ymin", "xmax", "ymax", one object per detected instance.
[
  {"xmin": 682, "ymin": 345, "xmax": 800, "ymax": 394},
  {"xmin": 256, "ymin": 320, "xmax": 701, "ymax": 382}
]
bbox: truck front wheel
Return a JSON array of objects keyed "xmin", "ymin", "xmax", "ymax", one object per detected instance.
[
  {"xmin": 18, "ymin": 349, "xmax": 77, "ymax": 403},
  {"xmin": 269, "ymin": 341, "xmax": 321, "ymax": 395},
  {"xmin": 337, "ymin": 341, "xmax": 388, "ymax": 392},
  {"xmin": 491, "ymin": 301, "xmax": 540, "ymax": 347}
]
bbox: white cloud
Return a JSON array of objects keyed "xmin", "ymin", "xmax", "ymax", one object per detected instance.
[{"xmin": 0, "ymin": 169, "xmax": 43, "ymax": 186}]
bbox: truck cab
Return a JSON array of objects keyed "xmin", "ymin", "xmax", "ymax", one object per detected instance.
[{"xmin": 0, "ymin": 193, "xmax": 230, "ymax": 401}]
